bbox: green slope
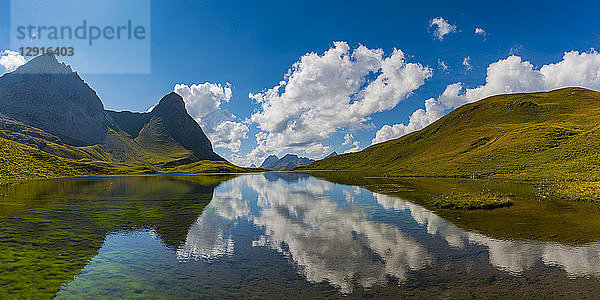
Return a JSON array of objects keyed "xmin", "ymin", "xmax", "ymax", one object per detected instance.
[
  {"xmin": 303, "ymin": 87, "xmax": 600, "ymax": 180},
  {"xmin": 0, "ymin": 136, "xmax": 254, "ymax": 184},
  {"xmin": 0, "ymin": 137, "xmax": 113, "ymax": 182},
  {"xmin": 134, "ymin": 117, "xmax": 197, "ymax": 162},
  {"xmin": 169, "ymin": 160, "xmax": 259, "ymax": 173},
  {"xmin": 0, "ymin": 115, "xmax": 194, "ymax": 168}
]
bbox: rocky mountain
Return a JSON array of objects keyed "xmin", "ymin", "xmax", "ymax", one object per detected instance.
[
  {"xmin": 302, "ymin": 87, "xmax": 600, "ymax": 180},
  {"xmin": 108, "ymin": 93, "xmax": 223, "ymax": 162},
  {"xmin": 260, "ymin": 155, "xmax": 279, "ymax": 168},
  {"xmin": 105, "ymin": 110, "xmax": 150, "ymax": 139},
  {"xmin": 261, "ymin": 154, "xmax": 315, "ymax": 171},
  {"xmin": 0, "ymin": 55, "xmax": 225, "ymax": 170},
  {"xmin": 147, "ymin": 93, "xmax": 222, "ymax": 161},
  {"xmin": 0, "ymin": 55, "xmax": 110, "ymax": 146}
]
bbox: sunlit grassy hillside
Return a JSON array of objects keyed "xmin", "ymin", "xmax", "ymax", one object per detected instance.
[
  {"xmin": 0, "ymin": 137, "xmax": 113, "ymax": 182},
  {"xmin": 0, "ymin": 137, "xmax": 255, "ymax": 184},
  {"xmin": 303, "ymin": 87, "xmax": 600, "ymax": 180}
]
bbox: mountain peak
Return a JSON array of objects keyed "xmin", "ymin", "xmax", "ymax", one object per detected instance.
[
  {"xmin": 260, "ymin": 155, "xmax": 280, "ymax": 168},
  {"xmin": 0, "ymin": 54, "xmax": 107, "ymax": 145},
  {"xmin": 13, "ymin": 55, "xmax": 72, "ymax": 75},
  {"xmin": 152, "ymin": 92, "xmax": 186, "ymax": 115},
  {"xmin": 261, "ymin": 153, "xmax": 315, "ymax": 170},
  {"xmin": 141, "ymin": 92, "xmax": 223, "ymax": 162}
]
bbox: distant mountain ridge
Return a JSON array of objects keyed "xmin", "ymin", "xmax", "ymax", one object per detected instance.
[
  {"xmin": 260, "ymin": 155, "xmax": 280, "ymax": 168},
  {"xmin": 260, "ymin": 154, "xmax": 315, "ymax": 170}
]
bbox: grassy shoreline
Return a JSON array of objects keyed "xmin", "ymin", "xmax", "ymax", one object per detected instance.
[
  {"xmin": 0, "ymin": 165, "xmax": 265, "ymax": 187},
  {"xmin": 0, "ymin": 136, "xmax": 265, "ymax": 186}
]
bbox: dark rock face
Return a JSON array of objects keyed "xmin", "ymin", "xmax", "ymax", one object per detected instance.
[
  {"xmin": 261, "ymin": 154, "xmax": 315, "ymax": 170},
  {"xmin": 105, "ymin": 110, "xmax": 150, "ymax": 139},
  {"xmin": 109, "ymin": 92, "xmax": 224, "ymax": 162},
  {"xmin": 0, "ymin": 55, "xmax": 109, "ymax": 146},
  {"xmin": 148, "ymin": 92, "xmax": 224, "ymax": 161},
  {"xmin": 260, "ymin": 155, "xmax": 279, "ymax": 168}
]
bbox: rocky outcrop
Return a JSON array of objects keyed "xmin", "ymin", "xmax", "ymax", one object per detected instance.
[
  {"xmin": 110, "ymin": 92, "xmax": 224, "ymax": 162},
  {"xmin": 260, "ymin": 155, "xmax": 279, "ymax": 168},
  {"xmin": 0, "ymin": 55, "xmax": 109, "ymax": 146},
  {"xmin": 261, "ymin": 154, "xmax": 315, "ymax": 170}
]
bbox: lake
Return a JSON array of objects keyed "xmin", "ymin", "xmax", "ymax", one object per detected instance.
[{"xmin": 1, "ymin": 172, "xmax": 600, "ymax": 298}]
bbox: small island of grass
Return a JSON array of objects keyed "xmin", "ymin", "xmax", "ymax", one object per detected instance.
[{"xmin": 432, "ymin": 191, "xmax": 513, "ymax": 210}]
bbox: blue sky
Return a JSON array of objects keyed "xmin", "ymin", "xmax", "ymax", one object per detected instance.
[{"xmin": 2, "ymin": 0, "xmax": 600, "ymax": 166}]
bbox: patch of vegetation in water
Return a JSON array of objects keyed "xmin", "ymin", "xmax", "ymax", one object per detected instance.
[
  {"xmin": 0, "ymin": 175, "xmax": 231, "ymax": 298},
  {"xmin": 540, "ymin": 181, "xmax": 600, "ymax": 202},
  {"xmin": 432, "ymin": 191, "xmax": 513, "ymax": 210}
]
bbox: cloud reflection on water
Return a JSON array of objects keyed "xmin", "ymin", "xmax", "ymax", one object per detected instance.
[
  {"xmin": 178, "ymin": 173, "xmax": 600, "ymax": 292},
  {"xmin": 373, "ymin": 192, "xmax": 600, "ymax": 278}
]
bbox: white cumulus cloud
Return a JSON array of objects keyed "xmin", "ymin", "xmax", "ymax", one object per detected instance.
[
  {"xmin": 342, "ymin": 133, "xmax": 361, "ymax": 153},
  {"xmin": 475, "ymin": 27, "xmax": 486, "ymax": 38},
  {"xmin": 373, "ymin": 49, "xmax": 600, "ymax": 144},
  {"xmin": 429, "ymin": 17, "xmax": 457, "ymax": 41},
  {"xmin": 344, "ymin": 141, "xmax": 361, "ymax": 153},
  {"xmin": 174, "ymin": 83, "xmax": 249, "ymax": 153},
  {"xmin": 439, "ymin": 51, "xmax": 600, "ymax": 106},
  {"xmin": 342, "ymin": 133, "xmax": 354, "ymax": 146},
  {"xmin": 372, "ymin": 98, "xmax": 445, "ymax": 144},
  {"xmin": 0, "ymin": 50, "xmax": 26, "ymax": 74},
  {"xmin": 247, "ymin": 41, "xmax": 432, "ymax": 164}
]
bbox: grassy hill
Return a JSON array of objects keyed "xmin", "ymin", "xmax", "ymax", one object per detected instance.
[
  {"xmin": 302, "ymin": 87, "xmax": 600, "ymax": 181},
  {"xmin": 0, "ymin": 136, "xmax": 255, "ymax": 184},
  {"xmin": 0, "ymin": 113, "xmax": 255, "ymax": 184},
  {"xmin": 0, "ymin": 115, "xmax": 198, "ymax": 167},
  {"xmin": 0, "ymin": 137, "xmax": 113, "ymax": 182}
]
